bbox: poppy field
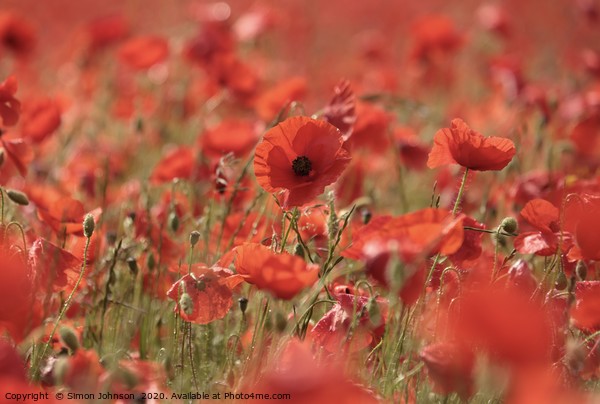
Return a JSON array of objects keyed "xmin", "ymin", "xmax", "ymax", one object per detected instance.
[{"xmin": 2, "ymin": 0, "xmax": 600, "ymax": 402}]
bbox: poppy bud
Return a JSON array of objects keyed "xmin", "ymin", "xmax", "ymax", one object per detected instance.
[
  {"xmin": 327, "ymin": 200, "xmax": 339, "ymax": 244},
  {"xmin": 6, "ymin": 189, "xmax": 29, "ymax": 205},
  {"xmin": 59, "ymin": 327, "xmax": 79, "ymax": 353},
  {"xmin": 168, "ymin": 211, "xmax": 179, "ymax": 232},
  {"xmin": 238, "ymin": 297, "xmax": 248, "ymax": 314},
  {"xmin": 361, "ymin": 208, "xmax": 372, "ymax": 224},
  {"xmin": 576, "ymin": 261, "xmax": 588, "ymax": 281},
  {"xmin": 179, "ymin": 292, "xmax": 194, "ymax": 316},
  {"xmin": 555, "ymin": 271, "xmax": 568, "ymax": 291},
  {"xmin": 366, "ymin": 297, "xmax": 382, "ymax": 327},
  {"xmin": 189, "ymin": 230, "xmax": 201, "ymax": 247},
  {"xmin": 293, "ymin": 243, "xmax": 304, "ymax": 258},
  {"xmin": 83, "ymin": 214, "xmax": 95, "ymax": 238},
  {"xmin": 126, "ymin": 257, "xmax": 138, "ymax": 276},
  {"xmin": 146, "ymin": 253, "xmax": 156, "ymax": 271},
  {"xmin": 499, "ymin": 217, "xmax": 518, "ymax": 234},
  {"xmin": 275, "ymin": 311, "xmax": 287, "ymax": 332}
]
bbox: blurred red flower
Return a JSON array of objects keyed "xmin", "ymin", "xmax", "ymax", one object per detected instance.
[
  {"xmin": 0, "ymin": 76, "xmax": 20, "ymax": 127},
  {"xmin": 118, "ymin": 36, "xmax": 169, "ymax": 70},
  {"xmin": 420, "ymin": 342, "xmax": 475, "ymax": 400},
  {"xmin": 166, "ymin": 266, "xmax": 244, "ymax": 324},
  {"xmin": 254, "ymin": 116, "xmax": 351, "ymax": 208},
  {"xmin": 427, "ymin": 118, "xmax": 516, "ymax": 171},
  {"xmin": 234, "ymin": 243, "xmax": 318, "ymax": 300}
]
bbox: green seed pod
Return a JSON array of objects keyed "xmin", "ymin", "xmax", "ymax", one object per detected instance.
[
  {"xmin": 555, "ymin": 271, "xmax": 568, "ymax": 291},
  {"xmin": 361, "ymin": 209, "xmax": 372, "ymax": 225},
  {"xmin": 6, "ymin": 189, "xmax": 29, "ymax": 206},
  {"xmin": 168, "ymin": 211, "xmax": 179, "ymax": 232},
  {"xmin": 189, "ymin": 230, "xmax": 201, "ymax": 247},
  {"xmin": 126, "ymin": 257, "xmax": 138, "ymax": 276},
  {"xmin": 576, "ymin": 261, "xmax": 588, "ymax": 281},
  {"xmin": 83, "ymin": 214, "xmax": 95, "ymax": 238},
  {"xmin": 293, "ymin": 243, "xmax": 304, "ymax": 258},
  {"xmin": 500, "ymin": 217, "xmax": 518, "ymax": 234},
  {"xmin": 238, "ymin": 297, "xmax": 248, "ymax": 314},
  {"xmin": 146, "ymin": 253, "xmax": 156, "ymax": 271},
  {"xmin": 58, "ymin": 326, "xmax": 80, "ymax": 353}
]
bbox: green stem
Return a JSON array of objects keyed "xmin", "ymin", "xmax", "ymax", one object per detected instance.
[
  {"xmin": 452, "ymin": 168, "xmax": 469, "ymax": 216},
  {"xmin": 33, "ymin": 235, "xmax": 91, "ymax": 380}
]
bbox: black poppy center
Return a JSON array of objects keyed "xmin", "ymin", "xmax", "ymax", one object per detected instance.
[{"xmin": 292, "ymin": 155, "xmax": 312, "ymax": 176}]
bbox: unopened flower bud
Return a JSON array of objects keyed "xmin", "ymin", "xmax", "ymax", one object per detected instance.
[
  {"xmin": 500, "ymin": 217, "xmax": 518, "ymax": 234},
  {"xmin": 576, "ymin": 261, "xmax": 588, "ymax": 281},
  {"xmin": 361, "ymin": 208, "xmax": 372, "ymax": 225},
  {"xmin": 555, "ymin": 271, "xmax": 568, "ymax": 291},
  {"xmin": 293, "ymin": 243, "xmax": 304, "ymax": 258},
  {"xmin": 189, "ymin": 231, "xmax": 201, "ymax": 247},
  {"xmin": 83, "ymin": 214, "xmax": 95, "ymax": 238},
  {"xmin": 58, "ymin": 326, "xmax": 79, "ymax": 353},
  {"xmin": 238, "ymin": 297, "xmax": 248, "ymax": 314},
  {"xmin": 6, "ymin": 189, "xmax": 29, "ymax": 206},
  {"xmin": 168, "ymin": 211, "xmax": 179, "ymax": 232},
  {"xmin": 146, "ymin": 253, "xmax": 156, "ymax": 271},
  {"xmin": 126, "ymin": 257, "xmax": 138, "ymax": 276}
]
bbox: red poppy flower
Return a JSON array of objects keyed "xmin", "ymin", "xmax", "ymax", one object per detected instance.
[
  {"xmin": 19, "ymin": 97, "xmax": 61, "ymax": 143},
  {"xmin": 240, "ymin": 340, "xmax": 379, "ymax": 403},
  {"xmin": 0, "ymin": 137, "xmax": 33, "ymax": 177},
  {"xmin": 342, "ymin": 208, "xmax": 465, "ymax": 264},
  {"xmin": 151, "ymin": 147, "xmax": 195, "ymax": 184},
  {"xmin": 420, "ymin": 343, "xmax": 475, "ymax": 400},
  {"xmin": 234, "ymin": 243, "xmax": 318, "ymax": 300},
  {"xmin": 323, "ymin": 79, "xmax": 356, "ymax": 140},
  {"xmin": 29, "ymin": 238, "xmax": 82, "ymax": 294},
  {"xmin": 0, "ymin": 76, "xmax": 20, "ymax": 127},
  {"xmin": 166, "ymin": 266, "xmax": 244, "ymax": 324},
  {"xmin": 118, "ymin": 36, "xmax": 169, "ymax": 70},
  {"xmin": 254, "ymin": 116, "xmax": 351, "ymax": 208},
  {"xmin": 565, "ymin": 194, "xmax": 600, "ymax": 261},
  {"xmin": 254, "ymin": 76, "xmax": 307, "ymax": 121},
  {"xmin": 571, "ymin": 281, "xmax": 600, "ymax": 332},
  {"xmin": 513, "ymin": 199, "xmax": 573, "ymax": 257},
  {"xmin": 410, "ymin": 14, "xmax": 463, "ymax": 63},
  {"xmin": 0, "ymin": 12, "xmax": 36, "ymax": 56},
  {"xmin": 427, "ymin": 118, "xmax": 516, "ymax": 171},
  {"xmin": 311, "ymin": 292, "xmax": 386, "ymax": 353},
  {"xmin": 199, "ymin": 119, "xmax": 259, "ymax": 158},
  {"xmin": 83, "ymin": 14, "xmax": 129, "ymax": 52}
]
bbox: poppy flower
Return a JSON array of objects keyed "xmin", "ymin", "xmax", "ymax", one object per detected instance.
[
  {"xmin": 0, "ymin": 137, "xmax": 33, "ymax": 177},
  {"xmin": 234, "ymin": 243, "xmax": 318, "ymax": 300},
  {"xmin": 83, "ymin": 14, "xmax": 129, "ymax": 52},
  {"xmin": 571, "ymin": 281, "xmax": 600, "ymax": 332},
  {"xmin": 345, "ymin": 102, "xmax": 391, "ymax": 153},
  {"xmin": 410, "ymin": 14, "xmax": 463, "ymax": 63},
  {"xmin": 254, "ymin": 77, "xmax": 307, "ymax": 121},
  {"xmin": 166, "ymin": 266, "xmax": 244, "ymax": 324},
  {"xmin": 323, "ymin": 79, "xmax": 356, "ymax": 140},
  {"xmin": 342, "ymin": 208, "xmax": 465, "ymax": 264},
  {"xmin": 513, "ymin": 199, "xmax": 573, "ymax": 257},
  {"xmin": 29, "ymin": 238, "xmax": 82, "ymax": 294},
  {"xmin": 19, "ymin": 97, "xmax": 61, "ymax": 143},
  {"xmin": 199, "ymin": 119, "xmax": 259, "ymax": 158},
  {"xmin": 118, "ymin": 36, "xmax": 169, "ymax": 70},
  {"xmin": 420, "ymin": 342, "xmax": 475, "ymax": 400},
  {"xmin": 427, "ymin": 118, "xmax": 516, "ymax": 171},
  {"xmin": 0, "ymin": 12, "xmax": 36, "ymax": 56},
  {"xmin": 254, "ymin": 116, "xmax": 351, "ymax": 208},
  {"xmin": 151, "ymin": 147, "xmax": 195, "ymax": 184},
  {"xmin": 311, "ymin": 292, "xmax": 386, "ymax": 353},
  {"xmin": 0, "ymin": 76, "xmax": 20, "ymax": 127},
  {"xmin": 240, "ymin": 340, "xmax": 378, "ymax": 403}
]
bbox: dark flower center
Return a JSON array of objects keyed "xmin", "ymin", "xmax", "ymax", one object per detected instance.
[{"xmin": 292, "ymin": 155, "xmax": 312, "ymax": 176}]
